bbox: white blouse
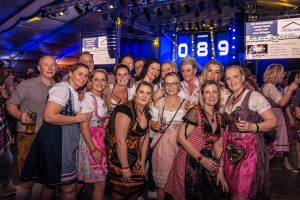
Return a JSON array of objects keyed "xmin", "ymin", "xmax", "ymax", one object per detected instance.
[
  {"xmin": 48, "ymin": 81, "xmax": 81, "ymax": 112},
  {"xmin": 261, "ymin": 83, "xmax": 282, "ymax": 104},
  {"xmin": 224, "ymin": 89, "xmax": 271, "ymax": 114}
]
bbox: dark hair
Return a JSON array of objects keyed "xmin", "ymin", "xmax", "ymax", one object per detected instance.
[
  {"xmin": 70, "ymin": 62, "xmax": 89, "ymax": 72},
  {"xmin": 114, "ymin": 64, "xmax": 130, "ymax": 76},
  {"xmin": 134, "ymin": 58, "xmax": 146, "ymax": 64},
  {"xmin": 139, "ymin": 58, "xmax": 161, "ymax": 85},
  {"xmin": 287, "ymin": 70, "xmax": 300, "ymax": 85},
  {"xmin": 118, "ymin": 53, "xmax": 135, "ymax": 64},
  {"xmin": 136, "ymin": 80, "xmax": 154, "ymax": 93}
]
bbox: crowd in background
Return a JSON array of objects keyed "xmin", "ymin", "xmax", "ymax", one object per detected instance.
[{"xmin": 0, "ymin": 53, "xmax": 300, "ymax": 200}]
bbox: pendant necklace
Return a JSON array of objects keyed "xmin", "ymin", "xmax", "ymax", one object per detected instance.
[
  {"xmin": 205, "ymin": 109, "xmax": 215, "ymax": 123},
  {"xmin": 136, "ymin": 105, "xmax": 145, "ymax": 116}
]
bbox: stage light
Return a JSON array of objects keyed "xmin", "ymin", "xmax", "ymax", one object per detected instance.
[
  {"xmin": 153, "ymin": 38, "xmax": 159, "ymax": 47},
  {"xmin": 172, "ymin": 34, "xmax": 176, "ymax": 37},
  {"xmin": 58, "ymin": 11, "xmax": 64, "ymax": 16},
  {"xmin": 211, "ymin": 56, "xmax": 214, "ymax": 59},
  {"xmin": 232, "ymin": 28, "xmax": 236, "ymax": 32},
  {"xmin": 85, "ymin": 3, "xmax": 92, "ymax": 12},
  {"xmin": 109, "ymin": 5, "xmax": 114, "ymax": 9},
  {"xmin": 232, "ymin": 45, "xmax": 235, "ymax": 49},
  {"xmin": 74, "ymin": 4, "xmax": 83, "ymax": 14},
  {"xmin": 96, "ymin": 5, "xmax": 102, "ymax": 12},
  {"xmin": 232, "ymin": 36, "xmax": 236, "ymax": 40},
  {"xmin": 232, "ymin": 56, "xmax": 236, "ymax": 59},
  {"xmin": 191, "ymin": 48, "xmax": 194, "ymax": 52}
]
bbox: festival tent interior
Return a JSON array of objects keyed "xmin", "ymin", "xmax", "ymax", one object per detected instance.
[{"xmin": 0, "ymin": 0, "xmax": 300, "ymax": 80}]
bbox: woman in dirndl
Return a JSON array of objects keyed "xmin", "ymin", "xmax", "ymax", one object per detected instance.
[
  {"xmin": 105, "ymin": 81, "xmax": 153, "ymax": 200},
  {"xmin": 165, "ymin": 80, "xmax": 229, "ymax": 200},
  {"xmin": 77, "ymin": 69, "xmax": 111, "ymax": 199},
  {"xmin": 19, "ymin": 63, "xmax": 91, "ymax": 200},
  {"xmin": 223, "ymin": 65, "xmax": 277, "ymax": 200}
]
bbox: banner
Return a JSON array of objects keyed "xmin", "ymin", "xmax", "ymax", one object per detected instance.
[{"xmin": 245, "ymin": 17, "xmax": 300, "ymax": 59}]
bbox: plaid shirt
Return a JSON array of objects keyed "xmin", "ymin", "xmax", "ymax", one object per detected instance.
[{"xmin": 0, "ymin": 98, "xmax": 11, "ymax": 149}]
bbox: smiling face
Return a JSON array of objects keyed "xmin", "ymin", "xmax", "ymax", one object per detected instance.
[
  {"xmin": 38, "ymin": 56, "xmax": 57, "ymax": 79},
  {"xmin": 164, "ymin": 75, "xmax": 180, "ymax": 96},
  {"xmin": 206, "ymin": 64, "xmax": 221, "ymax": 81},
  {"xmin": 135, "ymin": 84, "xmax": 153, "ymax": 107},
  {"xmin": 69, "ymin": 66, "xmax": 89, "ymax": 90},
  {"xmin": 202, "ymin": 84, "xmax": 219, "ymax": 107},
  {"xmin": 90, "ymin": 71, "xmax": 107, "ymax": 95},
  {"xmin": 115, "ymin": 67, "xmax": 130, "ymax": 87},
  {"xmin": 146, "ymin": 62, "xmax": 161, "ymax": 81},
  {"xmin": 181, "ymin": 64, "xmax": 196, "ymax": 82},
  {"xmin": 161, "ymin": 62, "xmax": 175, "ymax": 78},
  {"xmin": 225, "ymin": 67, "xmax": 245, "ymax": 94}
]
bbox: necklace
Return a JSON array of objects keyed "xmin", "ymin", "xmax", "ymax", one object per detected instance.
[
  {"xmin": 136, "ymin": 104, "xmax": 145, "ymax": 116},
  {"xmin": 232, "ymin": 88, "xmax": 246, "ymax": 104},
  {"xmin": 205, "ymin": 109, "xmax": 215, "ymax": 123}
]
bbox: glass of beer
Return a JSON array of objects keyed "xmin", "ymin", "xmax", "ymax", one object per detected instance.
[{"xmin": 25, "ymin": 112, "xmax": 37, "ymax": 135}]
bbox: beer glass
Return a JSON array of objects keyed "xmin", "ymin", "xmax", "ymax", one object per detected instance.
[{"xmin": 25, "ymin": 112, "xmax": 37, "ymax": 135}]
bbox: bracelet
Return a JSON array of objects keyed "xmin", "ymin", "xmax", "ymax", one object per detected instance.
[
  {"xmin": 121, "ymin": 167, "xmax": 130, "ymax": 172},
  {"xmin": 197, "ymin": 153, "xmax": 203, "ymax": 162},
  {"xmin": 256, "ymin": 123, "xmax": 260, "ymax": 133},
  {"xmin": 252, "ymin": 123, "xmax": 258, "ymax": 133},
  {"xmin": 90, "ymin": 148, "xmax": 97, "ymax": 154}
]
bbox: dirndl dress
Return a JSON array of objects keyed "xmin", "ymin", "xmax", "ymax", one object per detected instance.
[
  {"xmin": 77, "ymin": 93, "xmax": 108, "ymax": 182},
  {"xmin": 21, "ymin": 89, "xmax": 80, "ymax": 185}
]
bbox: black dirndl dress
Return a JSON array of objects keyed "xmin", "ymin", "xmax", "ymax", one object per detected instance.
[{"xmin": 21, "ymin": 90, "xmax": 81, "ymax": 185}]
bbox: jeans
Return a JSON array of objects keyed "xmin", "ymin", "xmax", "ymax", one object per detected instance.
[{"xmin": 0, "ymin": 147, "xmax": 13, "ymax": 184}]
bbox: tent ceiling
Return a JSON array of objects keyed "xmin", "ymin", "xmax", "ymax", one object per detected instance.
[{"xmin": 0, "ymin": 0, "xmax": 300, "ymax": 71}]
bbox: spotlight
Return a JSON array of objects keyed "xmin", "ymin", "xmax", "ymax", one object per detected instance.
[
  {"xmin": 157, "ymin": 7, "xmax": 162, "ymax": 17},
  {"xmin": 58, "ymin": 11, "xmax": 64, "ymax": 16},
  {"xmin": 170, "ymin": 4, "xmax": 176, "ymax": 15},
  {"xmin": 85, "ymin": 3, "xmax": 92, "ymax": 12},
  {"xmin": 74, "ymin": 3, "xmax": 83, "ymax": 14},
  {"xmin": 184, "ymin": 4, "xmax": 191, "ymax": 13}
]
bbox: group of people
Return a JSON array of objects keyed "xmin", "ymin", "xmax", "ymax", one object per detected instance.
[{"xmin": 0, "ymin": 52, "xmax": 300, "ymax": 200}]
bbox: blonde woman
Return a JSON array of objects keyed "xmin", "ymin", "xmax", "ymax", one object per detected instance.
[
  {"xmin": 199, "ymin": 59, "xmax": 230, "ymax": 113},
  {"xmin": 77, "ymin": 69, "xmax": 110, "ymax": 200},
  {"xmin": 165, "ymin": 80, "xmax": 228, "ymax": 200},
  {"xmin": 179, "ymin": 57, "xmax": 199, "ymax": 108},
  {"xmin": 150, "ymin": 72, "xmax": 186, "ymax": 200},
  {"xmin": 262, "ymin": 64, "xmax": 300, "ymax": 170}
]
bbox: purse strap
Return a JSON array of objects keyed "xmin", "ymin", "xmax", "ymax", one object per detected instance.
[{"xmin": 151, "ymin": 99, "xmax": 185, "ymax": 150}]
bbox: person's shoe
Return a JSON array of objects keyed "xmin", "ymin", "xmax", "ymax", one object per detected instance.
[
  {"xmin": 0, "ymin": 184, "xmax": 17, "ymax": 197},
  {"xmin": 148, "ymin": 190, "xmax": 157, "ymax": 199},
  {"xmin": 283, "ymin": 163, "xmax": 298, "ymax": 173}
]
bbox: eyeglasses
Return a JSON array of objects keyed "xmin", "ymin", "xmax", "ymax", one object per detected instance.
[{"xmin": 164, "ymin": 82, "xmax": 179, "ymax": 88}]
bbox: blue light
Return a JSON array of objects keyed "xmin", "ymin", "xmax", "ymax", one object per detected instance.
[
  {"xmin": 173, "ymin": 49, "xmax": 175, "ymax": 52},
  {"xmin": 232, "ymin": 56, "xmax": 236, "ymax": 59},
  {"xmin": 232, "ymin": 36, "xmax": 236, "ymax": 40},
  {"xmin": 172, "ymin": 34, "xmax": 176, "ymax": 37},
  {"xmin": 232, "ymin": 46, "xmax": 235, "ymax": 49},
  {"xmin": 211, "ymin": 56, "xmax": 214, "ymax": 59},
  {"xmin": 191, "ymin": 49, "xmax": 194, "ymax": 51},
  {"xmin": 211, "ymin": 47, "xmax": 214, "ymax": 50},
  {"xmin": 191, "ymin": 40, "xmax": 194, "ymax": 43},
  {"xmin": 211, "ymin": 39, "xmax": 214, "ymax": 42},
  {"xmin": 232, "ymin": 28, "xmax": 236, "ymax": 32},
  {"xmin": 173, "ymin": 42, "xmax": 176, "ymax": 44},
  {"xmin": 173, "ymin": 59, "xmax": 176, "ymax": 61}
]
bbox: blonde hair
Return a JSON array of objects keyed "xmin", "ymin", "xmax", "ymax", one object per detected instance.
[
  {"xmin": 180, "ymin": 57, "xmax": 196, "ymax": 69},
  {"xmin": 86, "ymin": 69, "xmax": 111, "ymax": 110},
  {"xmin": 199, "ymin": 59, "xmax": 224, "ymax": 84},
  {"xmin": 162, "ymin": 61, "xmax": 178, "ymax": 73},
  {"xmin": 198, "ymin": 80, "xmax": 221, "ymax": 111},
  {"xmin": 263, "ymin": 64, "xmax": 284, "ymax": 84}
]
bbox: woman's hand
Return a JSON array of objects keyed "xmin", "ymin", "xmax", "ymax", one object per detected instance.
[
  {"xmin": 216, "ymin": 167, "xmax": 229, "ymax": 192},
  {"xmin": 122, "ymin": 169, "xmax": 132, "ymax": 180},
  {"xmin": 91, "ymin": 149, "xmax": 102, "ymax": 163},
  {"xmin": 235, "ymin": 120, "xmax": 256, "ymax": 132},
  {"xmin": 135, "ymin": 160, "xmax": 146, "ymax": 176},
  {"xmin": 75, "ymin": 109, "xmax": 92, "ymax": 123},
  {"xmin": 200, "ymin": 157, "xmax": 218, "ymax": 172},
  {"xmin": 153, "ymin": 88, "xmax": 165, "ymax": 101}
]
